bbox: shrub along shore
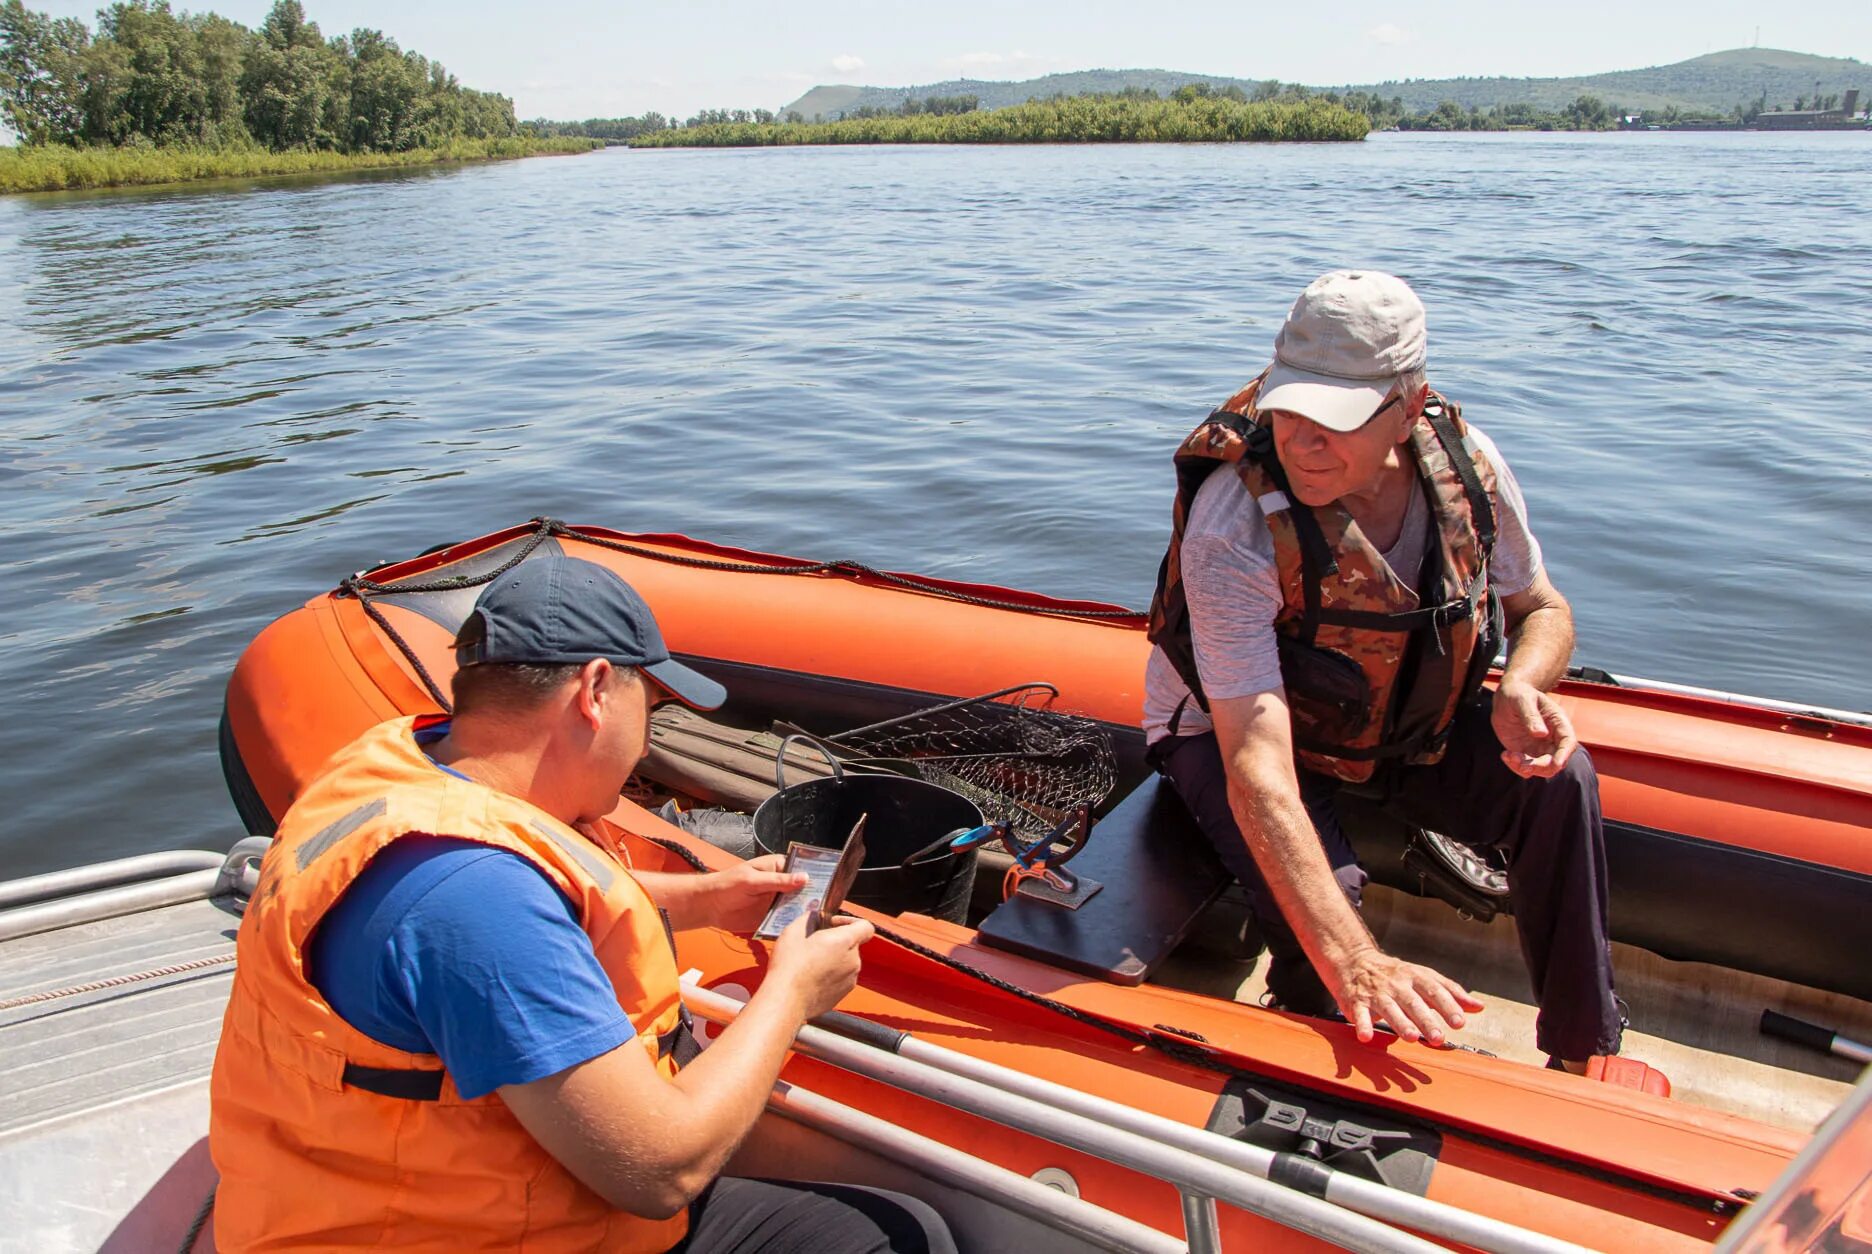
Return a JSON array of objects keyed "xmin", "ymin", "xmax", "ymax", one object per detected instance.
[
  {"xmin": 0, "ymin": 0, "xmax": 600, "ymax": 193},
  {"xmin": 630, "ymin": 95, "xmax": 1370, "ymax": 148},
  {"xmin": 0, "ymin": 136, "xmax": 600, "ymax": 194}
]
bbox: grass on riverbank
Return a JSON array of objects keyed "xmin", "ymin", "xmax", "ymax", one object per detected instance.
[
  {"xmin": 632, "ymin": 95, "xmax": 1369, "ymax": 148},
  {"xmin": 0, "ymin": 137, "xmax": 603, "ymax": 195}
]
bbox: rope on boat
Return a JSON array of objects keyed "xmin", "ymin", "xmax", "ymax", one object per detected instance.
[
  {"xmin": 0, "ymin": 952, "xmax": 236, "ymax": 1012},
  {"xmin": 178, "ymin": 1189, "xmax": 214, "ymax": 1254},
  {"xmin": 337, "ymin": 517, "xmax": 1148, "ymax": 714}
]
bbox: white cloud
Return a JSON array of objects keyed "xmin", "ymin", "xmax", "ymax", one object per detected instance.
[
  {"xmin": 830, "ymin": 54, "xmax": 866, "ymax": 74},
  {"xmin": 1365, "ymin": 23, "xmax": 1415, "ymax": 46}
]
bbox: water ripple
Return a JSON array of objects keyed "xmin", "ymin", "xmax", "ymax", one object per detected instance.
[{"xmin": 1, "ymin": 133, "xmax": 1869, "ymax": 874}]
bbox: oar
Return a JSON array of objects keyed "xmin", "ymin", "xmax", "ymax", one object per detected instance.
[{"xmin": 1761, "ymin": 1010, "xmax": 1872, "ymax": 1065}]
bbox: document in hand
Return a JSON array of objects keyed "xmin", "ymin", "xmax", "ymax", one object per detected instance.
[{"xmin": 755, "ymin": 815, "xmax": 867, "ymax": 939}]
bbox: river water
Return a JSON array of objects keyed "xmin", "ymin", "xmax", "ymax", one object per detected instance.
[{"xmin": 1, "ymin": 132, "xmax": 1868, "ymax": 876}]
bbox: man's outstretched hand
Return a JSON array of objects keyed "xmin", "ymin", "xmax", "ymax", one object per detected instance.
[{"xmin": 1330, "ymin": 948, "xmax": 1485, "ymax": 1046}]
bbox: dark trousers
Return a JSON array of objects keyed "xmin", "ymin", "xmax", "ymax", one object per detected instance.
[
  {"xmin": 669, "ymin": 1176, "xmax": 957, "ymax": 1254},
  {"xmin": 1157, "ymin": 694, "xmax": 1622, "ymax": 1060}
]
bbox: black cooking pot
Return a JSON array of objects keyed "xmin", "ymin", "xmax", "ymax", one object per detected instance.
[{"xmin": 752, "ymin": 736, "xmax": 982, "ymax": 923}]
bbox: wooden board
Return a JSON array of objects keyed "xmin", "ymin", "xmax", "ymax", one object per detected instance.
[{"xmin": 636, "ymin": 708, "xmax": 835, "ymax": 812}]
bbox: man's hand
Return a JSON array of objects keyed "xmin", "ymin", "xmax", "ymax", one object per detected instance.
[
  {"xmin": 1330, "ymin": 948, "xmax": 1485, "ymax": 1046},
  {"xmin": 1492, "ymin": 680, "xmax": 1578, "ymax": 779},
  {"xmin": 767, "ymin": 910, "xmax": 872, "ymax": 1020},
  {"xmin": 700, "ymin": 855, "xmax": 808, "ymax": 934},
  {"xmin": 500, "ymin": 903, "xmax": 870, "ymax": 1218}
]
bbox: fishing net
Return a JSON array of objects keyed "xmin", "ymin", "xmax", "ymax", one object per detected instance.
[{"xmin": 824, "ymin": 684, "xmax": 1116, "ymax": 840}]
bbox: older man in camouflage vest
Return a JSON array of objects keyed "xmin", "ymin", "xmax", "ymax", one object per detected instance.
[{"xmin": 1144, "ymin": 270, "xmax": 1622, "ymax": 1072}]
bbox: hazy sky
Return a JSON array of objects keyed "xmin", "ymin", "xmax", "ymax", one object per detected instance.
[{"xmin": 27, "ymin": 0, "xmax": 1872, "ymax": 119}]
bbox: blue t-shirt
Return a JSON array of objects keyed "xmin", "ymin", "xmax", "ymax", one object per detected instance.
[{"xmin": 305, "ymin": 745, "xmax": 635, "ymax": 1100}]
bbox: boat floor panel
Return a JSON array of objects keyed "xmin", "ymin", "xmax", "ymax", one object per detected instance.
[
  {"xmin": 1155, "ymin": 883, "xmax": 1872, "ymax": 1132},
  {"xmin": 0, "ymin": 897, "xmax": 238, "ymax": 1137}
]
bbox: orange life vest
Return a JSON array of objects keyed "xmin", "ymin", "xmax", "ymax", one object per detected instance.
[
  {"xmin": 1148, "ymin": 376, "xmax": 1502, "ymax": 783},
  {"xmin": 209, "ymin": 716, "xmax": 692, "ymax": 1253}
]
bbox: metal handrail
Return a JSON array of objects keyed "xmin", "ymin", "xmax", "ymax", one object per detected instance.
[
  {"xmin": 764, "ymin": 1078, "xmax": 1187, "ymax": 1254},
  {"xmin": 0, "ymin": 851, "xmax": 224, "ymax": 911},
  {"xmin": 811, "ymin": 1004, "xmax": 1592, "ymax": 1254},
  {"xmin": 684, "ymin": 982, "xmax": 1447, "ymax": 1254},
  {"xmin": 0, "ymin": 840, "xmax": 264, "ymax": 944},
  {"xmin": 0, "ymin": 870, "xmax": 225, "ymax": 943}
]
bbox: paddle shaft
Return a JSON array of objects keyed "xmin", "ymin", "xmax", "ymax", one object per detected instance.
[{"xmin": 1762, "ymin": 1009, "xmax": 1872, "ymax": 1065}]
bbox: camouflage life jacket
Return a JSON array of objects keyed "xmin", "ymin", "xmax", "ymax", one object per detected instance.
[{"xmin": 1147, "ymin": 375, "xmax": 1503, "ymax": 783}]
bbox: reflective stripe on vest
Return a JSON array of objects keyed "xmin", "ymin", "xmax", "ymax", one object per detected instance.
[
  {"xmin": 209, "ymin": 717, "xmax": 690, "ymax": 1254},
  {"xmin": 1147, "ymin": 378, "xmax": 1501, "ymax": 783}
]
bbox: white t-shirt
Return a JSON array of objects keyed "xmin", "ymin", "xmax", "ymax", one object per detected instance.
[{"xmin": 1142, "ymin": 424, "xmax": 1544, "ymax": 744}]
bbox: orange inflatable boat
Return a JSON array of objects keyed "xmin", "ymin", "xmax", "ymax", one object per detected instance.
[{"xmin": 219, "ymin": 518, "xmax": 1872, "ymax": 1252}]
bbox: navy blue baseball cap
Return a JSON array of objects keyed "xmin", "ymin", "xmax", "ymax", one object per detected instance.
[{"xmin": 454, "ymin": 555, "xmax": 726, "ymax": 711}]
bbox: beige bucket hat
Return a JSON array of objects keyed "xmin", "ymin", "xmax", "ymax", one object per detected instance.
[{"xmin": 1258, "ymin": 270, "xmax": 1427, "ymax": 432}]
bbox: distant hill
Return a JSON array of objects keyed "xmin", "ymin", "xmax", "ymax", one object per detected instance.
[
  {"xmin": 781, "ymin": 49, "xmax": 1871, "ymax": 118},
  {"xmin": 1354, "ymin": 49, "xmax": 1871, "ymax": 113}
]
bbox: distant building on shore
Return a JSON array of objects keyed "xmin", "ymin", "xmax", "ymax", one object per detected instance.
[
  {"xmin": 1752, "ymin": 89, "xmax": 1865, "ymax": 129},
  {"xmin": 1623, "ymin": 88, "xmax": 1870, "ymax": 132}
]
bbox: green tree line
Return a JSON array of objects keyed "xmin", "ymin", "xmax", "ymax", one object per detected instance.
[
  {"xmin": 1, "ymin": 0, "xmax": 519, "ymax": 151},
  {"xmin": 607, "ymin": 80, "xmax": 1643, "ymax": 148},
  {"xmin": 630, "ymin": 92, "xmax": 1370, "ymax": 147},
  {"xmin": 1387, "ymin": 95, "xmax": 1623, "ymax": 131},
  {"xmin": 527, "ymin": 113, "xmax": 671, "ymax": 142},
  {"xmin": 528, "ymin": 77, "xmax": 1846, "ymax": 153},
  {"xmin": 1157, "ymin": 79, "xmax": 1634, "ymax": 131},
  {"xmin": 526, "ymin": 94, "xmax": 984, "ymax": 143},
  {"xmin": 837, "ymin": 93, "xmax": 980, "ymax": 120},
  {"xmin": 521, "ymin": 75, "xmax": 1872, "ymax": 157}
]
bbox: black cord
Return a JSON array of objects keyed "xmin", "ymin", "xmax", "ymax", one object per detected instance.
[{"xmin": 177, "ymin": 1189, "xmax": 214, "ymax": 1254}]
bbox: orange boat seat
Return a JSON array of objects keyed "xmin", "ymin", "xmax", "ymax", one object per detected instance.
[
  {"xmin": 1585, "ymin": 1056, "xmax": 1672, "ymax": 1097},
  {"xmin": 977, "ymin": 775, "xmax": 1231, "ymax": 985}
]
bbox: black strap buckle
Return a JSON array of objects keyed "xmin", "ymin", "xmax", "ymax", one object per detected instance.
[
  {"xmin": 1241, "ymin": 420, "xmax": 1275, "ymax": 461},
  {"xmin": 1430, "ymin": 597, "xmax": 1476, "ymax": 629}
]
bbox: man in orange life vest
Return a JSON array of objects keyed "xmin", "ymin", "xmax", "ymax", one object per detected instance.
[
  {"xmin": 209, "ymin": 555, "xmax": 954, "ymax": 1252},
  {"xmin": 1145, "ymin": 270, "xmax": 1623, "ymax": 1071}
]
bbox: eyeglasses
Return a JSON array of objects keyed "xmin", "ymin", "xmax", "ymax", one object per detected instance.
[{"xmin": 1359, "ymin": 390, "xmax": 1406, "ymax": 426}]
